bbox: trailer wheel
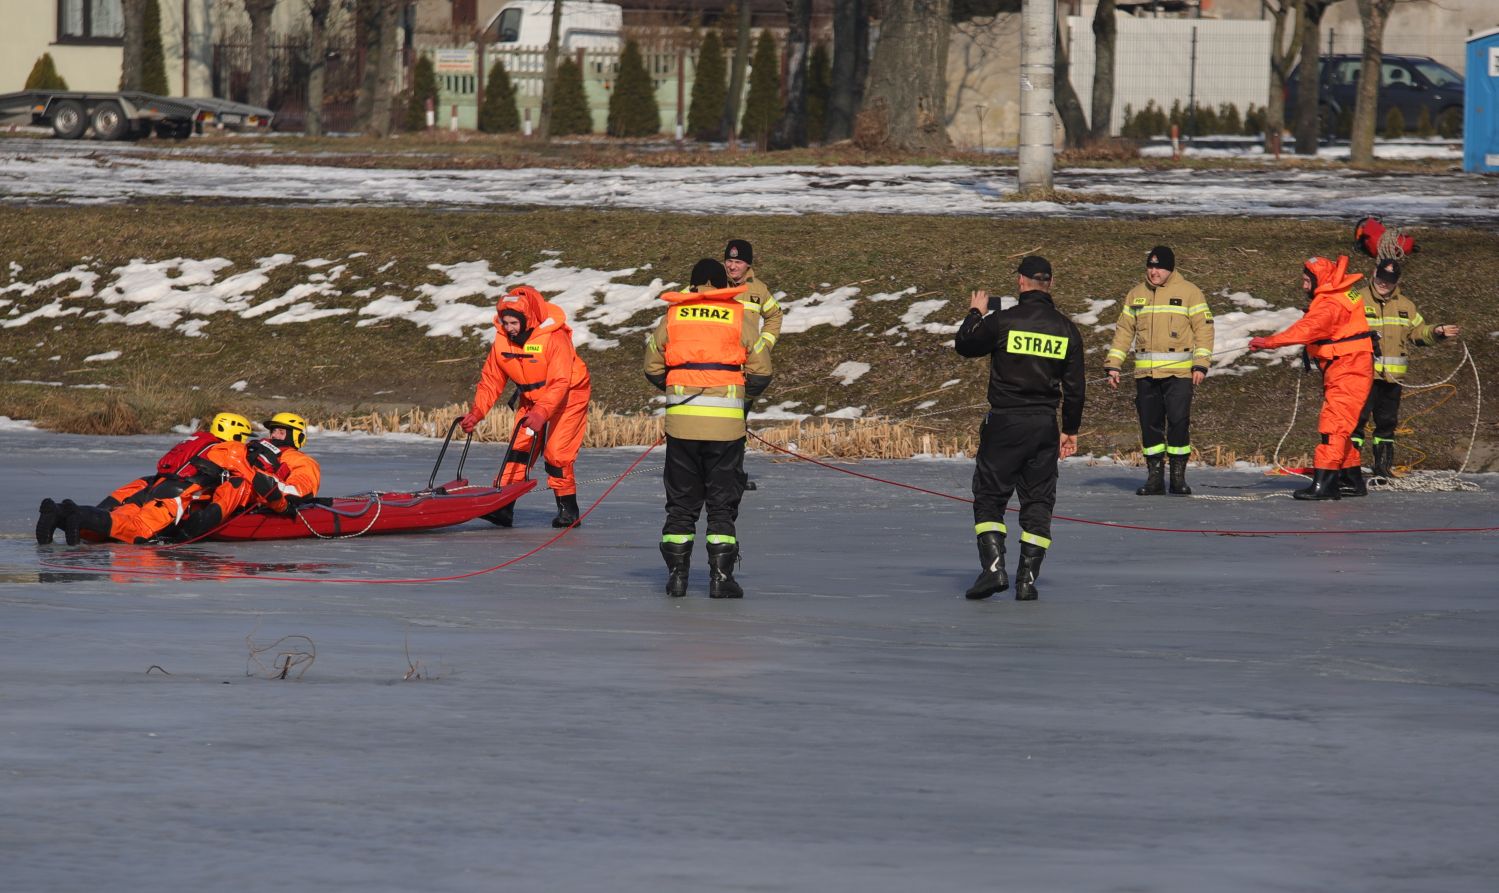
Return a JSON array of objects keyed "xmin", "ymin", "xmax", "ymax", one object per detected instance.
[
  {"xmin": 91, "ymin": 102, "xmax": 129, "ymax": 141},
  {"xmin": 50, "ymin": 100, "xmax": 87, "ymax": 139}
]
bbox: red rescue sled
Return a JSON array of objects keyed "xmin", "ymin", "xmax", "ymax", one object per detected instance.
[
  {"xmin": 212, "ymin": 479, "xmax": 535, "ymax": 541},
  {"xmin": 211, "ymin": 417, "xmax": 537, "ymax": 542}
]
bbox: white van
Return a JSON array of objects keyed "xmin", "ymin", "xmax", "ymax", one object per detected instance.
[{"xmin": 484, "ymin": 1, "xmax": 623, "ymax": 52}]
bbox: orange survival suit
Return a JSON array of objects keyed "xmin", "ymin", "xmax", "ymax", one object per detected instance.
[
  {"xmin": 1254, "ymin": 256, "xmax": 1374, "ymax": 491},
  {"xmin": 463, "ymin": 286, "xmax": 592, "ymax": 520},
  {"xmin": 73, "ymin": 440, "xmax": 287, "ymax": 544}
]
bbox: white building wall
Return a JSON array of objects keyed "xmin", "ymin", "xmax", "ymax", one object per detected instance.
[{"xmin": 1067, "ymin": 13, "xmax": 1273, "ymax": 135}]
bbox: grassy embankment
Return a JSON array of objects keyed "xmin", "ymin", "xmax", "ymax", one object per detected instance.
[{"xmin": 2, "ymin": 205, "xmax": 1493, "ymax": 469}]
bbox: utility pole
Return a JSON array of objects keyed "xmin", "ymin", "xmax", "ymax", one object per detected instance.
[{"xmin": 1018, "ymin": 0, "xmax": 1056, "ymax": 195}]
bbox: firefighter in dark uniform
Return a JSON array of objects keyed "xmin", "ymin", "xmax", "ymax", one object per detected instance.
[
  {"xmin": 1105, "ymin": 245, "xmax": 1214, "ymax": 496},
  {"xmin": 644, "ymin": 259, "xmax": 774, "ymax": 598},
  {"xmin": 954, "ymin": 256, "xmax": 1086, "ymax": 601},
  {"xmin": 1355, "ymin": 258, "xmax": 1461, "ymax": 483}
]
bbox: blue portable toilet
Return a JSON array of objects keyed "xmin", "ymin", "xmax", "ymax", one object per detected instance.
[{"xmin": 1466, "ymin": 27, "xmax": 1499, "ymax": 173}]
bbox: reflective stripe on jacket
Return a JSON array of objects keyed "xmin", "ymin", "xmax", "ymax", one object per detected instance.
[
  {"xmin": 1106, "ymin": 271, "xmax": 1214, "ymax": 379},
  {"xmin": 1363, "ymin": 285, "xmax": 1440, "ymax": 383}
]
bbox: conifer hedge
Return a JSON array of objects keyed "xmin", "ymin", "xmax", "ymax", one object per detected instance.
[
  {"xmin": 687, "ymin": 32, "xmax": 726, "ymax": 141},
  {"xmin": 142, "ymin": 0, "xmax": 170, "ymax": 96},
  {"xmin": 404, "ymin": 54, "xmax": 439, "ymax": 131},
  {"xmin": 479, "ymin": 58, "xmax": 520, "ymax": 134},
  {"xmin": 24, "ymin": 54, "xmax": 69, "ymax": 91},
  {"xmin": 739, "ymin": 31, "xmax": 781, "ymax": 146},
  {"xmin": 550, "ymin": 58, "xmax": 594, "ymax": 135},
  {"xmin": 607, "ymin": 40, "xmax": 660, "ymax": 137}
]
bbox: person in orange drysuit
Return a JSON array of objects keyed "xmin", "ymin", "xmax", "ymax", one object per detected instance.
[
  {"xmin": 56, "ymin": 436, "xmax": 288, "ymax": 545},
  {"xmin": 1248, "ymin": 255, "xmax": 1375, "ymax": 500},
  {"xmin": 459, "ymin": 285, "xmax": 592, "ymax": 528}
]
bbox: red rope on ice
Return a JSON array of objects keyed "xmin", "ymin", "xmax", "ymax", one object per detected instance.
[
  {"xmin": 37, "ymin": 438, "xmax": 664, "ymax": 584},
  {"xmin": 747, "ymin": 432, "xmax": 1498, "ymax": 538}
]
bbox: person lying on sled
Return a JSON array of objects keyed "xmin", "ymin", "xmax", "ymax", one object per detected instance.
[{"xmin": 39, "ymin": 415, "xmax": 293, "ymax": 546}]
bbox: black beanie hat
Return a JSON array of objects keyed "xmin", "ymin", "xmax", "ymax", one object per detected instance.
[
  {"xmin": 1146, "ymin": 245, "xmax": 1175, "ymax": 271},
  {"xmin": 724, "ymin": 239, "xmax": 753, "ymax": 265},
  {"xmin": 691, "ymin": 258, "xmax": 730, "ymax": 289},
  {"xmin": 1374, "ymin": 258, "xmax": 1402, "ymax": 283}
]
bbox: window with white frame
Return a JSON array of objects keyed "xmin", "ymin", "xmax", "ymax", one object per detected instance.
[{"xmin": 58, "ymin": 0, "xmax": 124, "ymax": 42}]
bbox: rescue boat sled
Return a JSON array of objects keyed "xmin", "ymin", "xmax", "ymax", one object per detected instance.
[{"xmin": 212, "ymin": 420, "xmax": 535, "ymax": 542}]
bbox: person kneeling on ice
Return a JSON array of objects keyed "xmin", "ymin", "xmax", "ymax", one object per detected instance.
[
  {"xmin": 1247, "ymin": 256, "xmax": 1374, "ymax": 500},
  {"xmin": 643, "ymin": 259, "xmax": 772, "ymax": 599},
  {"xmin": 37, "ymin": 411, "xmax": 253, "ymax": 544},
  {"xmin": 459, "ymin": 285, "xmax": 592, "ymax": 528},
  {"xmin": 39, "ymin": 412, "xmax": 293, "ymax": 545}
]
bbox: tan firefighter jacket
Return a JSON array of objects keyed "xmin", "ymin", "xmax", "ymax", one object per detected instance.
[
  {"xmin": 1106, "ymin": 271, "xmax": 1214, "ymax": 379},
  {"xmin": 1363, "ymin": 285, "xmax": 1442, "ymax": 384},
  {"xmin": 736, "ymin": 268, "xmax": 784, "ymax": 359}
]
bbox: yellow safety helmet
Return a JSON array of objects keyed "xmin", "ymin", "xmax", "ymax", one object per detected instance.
[
  {"xmin": 209, "ymin": 412, "xmax": 254, "ymax": 443},
  {"xmin": 262, "ymin": 411, "xmax": 308, "ymax": 449}
]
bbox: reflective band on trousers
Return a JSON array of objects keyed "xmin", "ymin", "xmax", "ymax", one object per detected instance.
[
  {"xmin": 1020, "ymin": 531, "xmax": 1051, "ymax": 549},
  {"xmin": 706, "ymin": 533, "xmax": 737, "ymax": 545},
  {"xmin": 661, "ymin": 533, "xmax": 694, "ymax": 544},
  {"xmin": 975, "ymin": 521, "xmax": 1007, "ymax": 536}
]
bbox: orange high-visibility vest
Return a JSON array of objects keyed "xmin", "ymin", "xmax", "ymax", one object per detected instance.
[{"xmin": 661, "ymin": 286, "xmax": 749, "ymax": 389}]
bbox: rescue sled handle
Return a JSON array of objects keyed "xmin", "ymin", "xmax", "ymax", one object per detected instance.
[{"xmin": 427, "ymin": 417, "xmax": 476, "ymax": 490}]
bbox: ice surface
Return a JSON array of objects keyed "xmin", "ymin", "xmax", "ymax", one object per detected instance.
[{"xmin": 3, "ymin": 431, "xmax": 1496, "ymax": 892}]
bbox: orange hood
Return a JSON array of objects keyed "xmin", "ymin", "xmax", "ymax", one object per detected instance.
[
  {"xmin": 495, "ymin": 285, "xmax": 571, "ymax": 339},
  {"xmin": 659, "ymin": 284, "xmax": 748, "ymax": 305},
  {"xmin": 1304, "ymin": 255, "xmax": 1362, "ymax": 299}
]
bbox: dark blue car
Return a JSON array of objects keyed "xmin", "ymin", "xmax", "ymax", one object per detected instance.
[{"xmin": 1286, "ymin": 54, "xmax": 1465, "ymax": 137}]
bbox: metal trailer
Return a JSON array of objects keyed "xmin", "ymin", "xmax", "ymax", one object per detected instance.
[{"xmin": 0, "ymin": 91, "xmax": 273, "ymax": 141}]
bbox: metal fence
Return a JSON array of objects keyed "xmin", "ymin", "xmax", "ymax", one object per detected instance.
[{"xmin": 432, "ymin": 44, "xmax": 698, "ymax": 133}]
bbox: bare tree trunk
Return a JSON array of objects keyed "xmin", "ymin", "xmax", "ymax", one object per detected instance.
[
  {"xmin": 1293, "ymin": 0, "xmax": 1331, "ymax": 156},
  {"xmin": 1089, "ymin": 0, "xmax": 1116, "ymax": 141},
  {"xmin": 771, "ymin": 0, "xmax": 812, "ymax": 149},
  {"xmin": 827, "ymin": 0, "xmax": 866, "ymax": 142},
  {"xmin": 538, "ymin": 0, "xmax": 564, "ymax": 140},
  {"xmin": 245, "ymin": 0, "xmax": 278, "ymax": 109},
  {"xmin": 355, "ymin": 0, "xmax": 378, "ymax": 130},
  {"xmin": 1054, "ymin": 12, "xmax": 1089, "ymax": 149},
  {"xmin": 862, "ymin": 0, "xmax": 952, "ymax": 152},
  {"xmin": 721, "ymin": 2, "xmax": 752, "ymax": 140},
  {"xmin": 305, "ymin": 0, "xmax": 331, "ymax": 136},
  {"xmin": 120, "ymin": 0, "xmax": 146, "ymax": 91},
  {"xmin": 1349, "ymin": 0, "xmax": 1396, "ymax": 164},
  {"xmin": 1265, "ymin": 0, "xmax": 1304, "ymax": 150},
  {"xmin": 367, "ymin": 0, "xmax": 401, "ymax": 137}
]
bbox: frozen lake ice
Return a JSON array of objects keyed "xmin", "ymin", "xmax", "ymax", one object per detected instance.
[{"xmin": 3, "ymin": 430, "xmax": 1497, "ymax": 891}]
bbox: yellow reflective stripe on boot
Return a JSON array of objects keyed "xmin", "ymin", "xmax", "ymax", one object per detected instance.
[
  {"xmin": 974, "ymin": 521, "xmax": 1007, "ymax": 536},
  {"xmin": 661, "ymin": 533, "xmax": 694, "ymax": 544},
  {"xmin": 1019, "ymin": 531, "xmax": 1051, "ymax": 549},
  {"xmin": 706, "ymin": 534, "xmax": 737, "ymax": 545}
]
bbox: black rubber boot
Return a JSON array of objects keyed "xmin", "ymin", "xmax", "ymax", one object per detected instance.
[
  {"xmin": 1371, "ymin": 442, "xmax": 1395, "ymax": 482},
  {"xmin": 36, "ymin": 498, "xmax": 60, "ymax": 544},
  {"xmin": 1014, "ymin": 542, "xmax": 1046, "ymax": 601},
  {"xmin": 482, "ymin": 504, "xmax": 514, "ymax": 527},
  {"xmin": 1338, "ymin": 466, "xmax": 1367, "ymax": 497},
  {"xmin": 550, "ymin": 494, "xmax": 581, "ymax": 528},
  {"xmin": 61, "ymin": 501, "xmax": 112, "ymax": 546},
  {"xmin": 1167, "ymin": 455, "xmax": 1192, "ymax": 496},
  {"xmin": 174, "ymin": 503, "xmax": 224, "ymax": 541},
  {"xmin": 706, "ymin": 541, "xmax": 744, "ymax": 599},
  {"xmin": 660, "ymin": 541, "xmax": 692, "ymax": 598},
  {"xmin": 1136, "ymin": 455, "xmax": 1165, "ymax": 495},
  {"xmin": 1292, "ymin": 469, "xmax": 1343, "ymax": 501},
  {"xmin": 964, "ymin": 531, "xmax": 1008, "ymax": 600}
]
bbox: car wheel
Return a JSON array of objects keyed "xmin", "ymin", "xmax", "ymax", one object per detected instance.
[{"xmin": 50, "ymin": 100, "xmax": 87, "ymax": 139}]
